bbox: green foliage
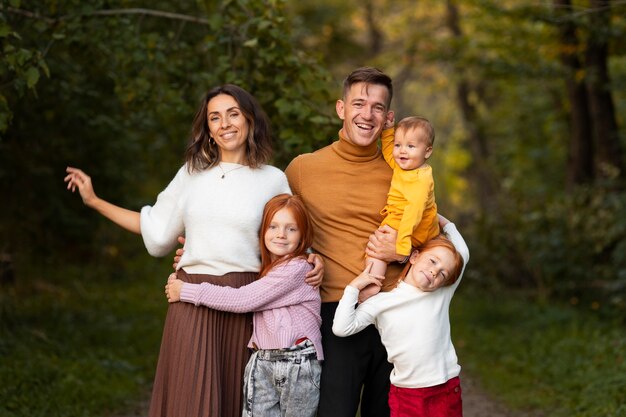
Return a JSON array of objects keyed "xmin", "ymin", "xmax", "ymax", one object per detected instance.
[
  {"xmin": 401, "ymin": 0, "xmax": 626, "ymax": 312},
  {"xmin": 466, "ymin": 183, "xmax": 626, "ymax": 317},
  {"xmin": 0, "ymin": 0, "xmax": 50, "ymax": 132},
  {"xmin": 0, "ymin": 0, "xmax": 335, "ymax": 264},
  {"xmin": 286, "ymin": 0, "xmax": 366, "ymax": 69},
  {"xmin": 0, "ymin": 250, "xmax": 167, "ymax": 416},
  {"xmin": 452, "ymin": 290, "xmax": 626, "ymax": 417},
  {"xmin": 2, "ymin": 0, "xmax": 626, "ymax": 412},
  {"xmin": 201, "ymin": 0, "xmax": 337, "ymax": 167}
]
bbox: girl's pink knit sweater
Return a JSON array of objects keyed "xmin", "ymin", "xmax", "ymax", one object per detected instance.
[{"xmin": 180, "ymin": 257, "xmax": 323, "ymax": 359}]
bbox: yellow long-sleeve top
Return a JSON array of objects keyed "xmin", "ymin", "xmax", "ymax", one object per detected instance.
[
  {"xmin": 285, "ymin": 130, "xmax": 403, "ymax": 303},
  {"xmin": 380, "ymin": 128, "xmax": 439, "ymax": 256}
]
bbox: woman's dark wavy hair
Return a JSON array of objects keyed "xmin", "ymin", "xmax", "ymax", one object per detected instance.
[{"xmin": 185, "ymin": 84, "xmax": 273, "ymax": 172}]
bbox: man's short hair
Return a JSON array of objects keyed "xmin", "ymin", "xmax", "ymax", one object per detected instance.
[{"xmin": 343, "ymin": 67, "xmax": 393, "ymax": 108}]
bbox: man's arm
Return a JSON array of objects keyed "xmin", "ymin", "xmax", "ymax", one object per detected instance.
[{"xmin": 284, "ymin": 156, "xmax": 302, "ymax": 197}]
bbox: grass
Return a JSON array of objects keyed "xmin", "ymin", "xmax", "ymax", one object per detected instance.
[
  {"xmin": 3, "ymin": 255, "xmax": 626, "ymax": 417},
  {"xmin": 451, "ymin": 288, "xmax": 626, "ymax": 417},
  {"xmin": 0, "ymin": 254, "xmax": 168, "ymax": 417}
]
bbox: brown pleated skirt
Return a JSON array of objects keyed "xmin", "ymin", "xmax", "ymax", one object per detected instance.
[{"xmin": 148, "ymin": 270, "xmax": 256, "ymax": 417}]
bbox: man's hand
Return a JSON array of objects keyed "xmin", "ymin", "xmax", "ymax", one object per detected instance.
[
  {"xmin": 305, "ymin": 253, "xmax": 324, "ymax": 288},
  {"xmin": 172, "ymin": 236, "xmax": 185, "ymax": 270},
  {"xmin": 365, "ymin": 225, "xmax": 405, "ymax": 263}
]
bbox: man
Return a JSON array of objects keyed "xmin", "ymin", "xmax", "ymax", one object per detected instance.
[{"xmin": 285, "ymin": 67, "xmax": 405, "ymax": 417}]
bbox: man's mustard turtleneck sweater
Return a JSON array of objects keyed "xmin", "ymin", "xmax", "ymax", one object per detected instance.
[{"xmin": 285, "ymin": 130, "xmax": 403, "ymax": 303}]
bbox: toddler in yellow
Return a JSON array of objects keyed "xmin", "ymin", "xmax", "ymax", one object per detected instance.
[{"xmin": 367, "ymin": 116, "xmax": 440, "ymax": 278}]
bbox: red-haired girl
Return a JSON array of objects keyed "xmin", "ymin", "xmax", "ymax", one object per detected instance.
[
  {"xmin": 165, "ymin": 194, "xmax": 322, "ymax": 417},
  {"xmin": 333, "ymin": 215, "xmax": 469, "ymax": 417},
  {"xmin": 65, "ymin": 86, "xmax": 323, "ymax": 417}
]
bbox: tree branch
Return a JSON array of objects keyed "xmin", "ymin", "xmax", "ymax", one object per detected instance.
[{"xmin": 1, "ymin": 6, "xmax": 210, "ymax": 25}]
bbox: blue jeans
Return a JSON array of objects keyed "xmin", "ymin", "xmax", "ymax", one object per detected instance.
[{"xmin": 242, "ymin": 340, "xmax": 321, "ymax": 417}]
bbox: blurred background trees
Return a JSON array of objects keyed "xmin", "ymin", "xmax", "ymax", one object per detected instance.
[
  {"xmin": 0, "ymin": 0, "xmax": 336, "ymax": 273},
  {"xmin": 290, "ymin": 0, "xmax": 626, "ymax": 312},
  {"xmin": 2, "ymin": 0, "xmax": 625, "ymax": 312}
]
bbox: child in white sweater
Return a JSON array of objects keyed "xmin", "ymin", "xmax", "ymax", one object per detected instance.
[{"xmin": 333, "ymin": 216, "xmax": 469, "ymax": 417}]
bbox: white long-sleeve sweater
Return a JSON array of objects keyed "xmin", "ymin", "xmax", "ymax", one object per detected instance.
[
  {"xmin": 140, "ymin": 163, "xmax": 291, "ymax": 275},
  {"xmin": 332, "ymin": 223, "xmax": 470, "ymax": 388}
]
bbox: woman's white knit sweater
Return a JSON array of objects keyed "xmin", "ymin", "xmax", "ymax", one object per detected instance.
[{"xmin": 140, "ymin": 163, "xmax": 291, "ymax": 275}]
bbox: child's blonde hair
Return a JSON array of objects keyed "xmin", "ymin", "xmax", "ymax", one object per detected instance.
[{"xmin": 397, "ymin": 116, "xmax": 435, "ymax": 146}]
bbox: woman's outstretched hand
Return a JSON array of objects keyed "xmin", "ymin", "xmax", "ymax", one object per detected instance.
[
  {"xmin": 64, "ymin": 166, "xmax": 142, "ymax": 234},
  {"xmin": 165, "ymin": 273, "xmax": 183, "ymax": 303},
  {"xmin": 64, "ymin": 167, "xmax": 98, "ymax": 207}
]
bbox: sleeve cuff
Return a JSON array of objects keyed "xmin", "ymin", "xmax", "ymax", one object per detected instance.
[
  {"xmin": 180, "ymin": 282, "xmax": 201, "ymax": 305},
  {"xmin": 344, "ymin": 285, "xmax": 361, "ymax": 299},
  {"xmin": 443, "ymin": 222, "xmax": 457, "ymax": 234}
]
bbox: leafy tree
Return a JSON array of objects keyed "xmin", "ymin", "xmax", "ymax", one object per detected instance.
[
  {"xmin": 0, "ymin": 0, "xmax": 49, "ymax": 133},
  {"xmin": 284, "ymin": 0, "xmax": 626, "ymax": 308},
  {"xmin": 0, "ymin": 0, "xmax": 336, "ymax": 269}
]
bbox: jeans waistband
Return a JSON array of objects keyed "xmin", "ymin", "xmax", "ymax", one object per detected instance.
[{"xmin": 255, "ymin": 340, "xmax": 317, "ymax": 361}]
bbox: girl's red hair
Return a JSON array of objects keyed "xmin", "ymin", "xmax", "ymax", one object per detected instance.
[
  {"xmin": 258, "ymin": 194, "xmax": 314, "ymax": 278},
  {"xmin": 398, "ymin": 235, "xmax": 464, "ymax": 287}
]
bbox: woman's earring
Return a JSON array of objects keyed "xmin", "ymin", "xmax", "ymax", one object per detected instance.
[{"xmin": 209, "ymin": 136, "xmax": 215, "ymax": 147}]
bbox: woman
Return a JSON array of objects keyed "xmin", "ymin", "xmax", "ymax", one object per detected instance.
[{"xmin": 65, "ymin": 84, "xmax": 323, "ymax": 417}]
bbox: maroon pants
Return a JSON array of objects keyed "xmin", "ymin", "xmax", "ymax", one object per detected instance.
[{"xmin": 388, "ymin": 377, "xmax": 462, "ymax": 417}]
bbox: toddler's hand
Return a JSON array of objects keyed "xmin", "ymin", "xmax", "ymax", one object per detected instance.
[{"xmin": 165, "ymin": 273, "xmax": 183, "ymax": 303}]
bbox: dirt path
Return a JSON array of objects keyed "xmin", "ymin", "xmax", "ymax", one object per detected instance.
[
  {"xmin": 462, "ymin": 374, "xmax": 536, "ymax": 417},
  {"xmin": 118, "ymin": 374, "xmax": 530, "ymax": 417}
]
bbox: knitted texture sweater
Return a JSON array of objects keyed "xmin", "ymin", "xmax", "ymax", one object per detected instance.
[
  {"xmin": 140, "ymin": 163, "xmax": 290, "ymax": 275},
  {"xmin": 333, "ymin": 223, "xmax": 469, "ymax": 388},
  {"xmin": 179, "ymin": 257, "xmax": 323, "ymax": 359},
  {"xmin": 285, "ymin": 130, "xmax": 403, "ymax": 303}
]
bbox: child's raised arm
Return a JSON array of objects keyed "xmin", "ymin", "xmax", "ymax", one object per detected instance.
[
  {"xmin": 380, "ymin": 127, "xmax": 396, "ymax": 168},
  {"xmin": 332, "ymin": 264, "xmax": 383, "ymax": 337}
]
